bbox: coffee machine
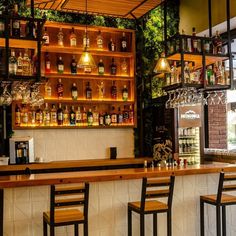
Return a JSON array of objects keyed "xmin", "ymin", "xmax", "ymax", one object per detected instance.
[{"xmin": 9, "ymin": 137, "xmax": 34, "ymax": 164}]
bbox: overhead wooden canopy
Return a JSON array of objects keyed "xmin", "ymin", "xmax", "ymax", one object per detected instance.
[{"xmin": 27, "ymin": 0, "xmax": 163, "ymax": 19}]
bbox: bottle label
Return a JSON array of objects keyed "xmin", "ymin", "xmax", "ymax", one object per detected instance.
[
  {"xmin": 72, "ymin": 90, "xmax": 78, "ymax": 99},
  {"xmin": 105, "ymin": 116, "xmax": 111, "ymax": 125},
  {"xmin": 9, "ymin": 63, "xmax": 17, "ymax": 74},
  {"xmin": 122, "ymin": 41, "xmax": 127, "ymax": 49},
  {"xmin": 111, "ymin": 114, "xmax": 117, "ymax": 123},
  {"xmin": 45, "ymin": 113, "xmax": 50, "ymax": 124},
  {"xmin": 43, "ymin": 36, "xmax": 49, "ymax": 44},
  {"xmin": 76, "ymin": 113, "xmax": 82, "ymax": 122},
  {"xmin": 204, "ymin": 43, "xmax": 210, "ymax": 52},
  {"xmin": 13, "ymin": 21, "xmax": 20, "ymax": 29},
  {"xmin": 84, "ymin": 67, "xmax": 91, "ymax": 73},
  {"xmin": 98, "ymin": 67, "xmax": 104, "ymax": 74},
  {"xmin": 58, "ymin": 113, "xmax": 63, "ymax": 121},
  {"xmin": 51, "ymin": 112, "xmax": 57, "ymax": 123},
  {"xmin": 88, "ymin": 116, "xmax": 93, "ymax": 124},
  {"xmin": 36, "ymin": 113, "xmax": 43, "ymax": 123},
  {"xmin": 86, "ymin": 91, "xmax": 92, "ymax": 99},
  {"xmin": 118, "ymin": 114, "xmax": 123, "ymax": 124},
  {"xmin": 70, "ymin": 38, "xmax": 77, "ymax": 46},
  {"xmin": 58, "ymin": 65, "xmax": 64, "ymax": 72},
  {"xmin": 97, "ymin": 39, "xmax": 103, "ymax": 48},
  {"xmin": 99, "ymin": 116, "xmax": 104, "ymax": 125},
  {"xmin": 123, "ymin": 91, "xmax": 128, "ymax": 100},
  {"xmin": 46, "ymin": 61, "xmax": 51, "ymax": 70}
]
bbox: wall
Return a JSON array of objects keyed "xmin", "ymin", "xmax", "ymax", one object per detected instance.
[
  {"xmin": 179, "ymin": 0, "xmax": 236, "ymax": 34},
  {"xmin": 4, "ymin": 173, "xmax": 236, "ymax": 235},
  {"xmin": 14, "ymin": 129, "xmax": 134, "ymax": 161}
]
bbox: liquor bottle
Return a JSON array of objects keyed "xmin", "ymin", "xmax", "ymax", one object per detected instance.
[
  {"xmin": 9, "ymin": 50, "xmax": 17, "ymax": 75},
  {"xmin": 123, "ymin": 105, "xmax": 129, "ymax": 123},
  {"xmin": 43, "ymin": 103, "xmax": 50, "ymax": 126},
  {"xmin": 45, "ymin": 80, "xmax": 52, "ymax": 98},
  {"xmin": 213, "ymin": 62, "xmax": 220, "ymax": 85},
  {"xmin": 57, "ymin": 27, "xmax": 64, "ymax": 46},
  {"xmin": 76, "ymin": 106, "xmax": 82, "ymax": 126},
  {"xmin": 70, "ymin": 27, "xmax": 77, "ymax": 47},
  {"xmin": 121, "ymin": 58, "xmax": 128, "ymax": 75},
  {"xmin": 12, "ymin": 4, "xmax": 20, "ymax": 37},
  {"xmin": 85, "ymin": 82, "xmax": 92, "ymax": 99},
  {"xmin": 30, "ymin": 106, "xmax": 36, "ymax": 125},
  {"xmin": 181, "ymin": 29, "xmax": 187, "ymax": 52},
  {"xmin": 122, "ymin": 85, "xmax": 129, "ymax": 101},
  {"xmin": 96, "ymin": 30, "xmax": 103, "ymax": 49},
  {"xmin": 98, "ymin": 81, "xmax": 105, "ymax": 99},
  {"xmin": 111, "ymin": 81, "xmax": 117, "ymax": 99},
  {"xmin": 98, "ymin": 59, "xmax": 105, "ymax": 75},
  {"xmin": 217, "ymin": 61, "xmax": 225, "ymax": 85},
  {"xmin": 117, "ymin": 107, "xmax": 123, "ymax": 124},
  {"xmin": 17, "ymin": 52, "xmax": 23, "ymax": 75},
  {"xmin": 170, "ymin": 61, "xmax": 179, "ymax": 84},
  {"xmin": 184, "ymin": 62, "xmax": 190, "ymax": 83},
  {"xmin": 57, "ymin": 56, "xmax": 64, "ymax": 74},
  {"xmin": 104, "ymin": 113, "xmax": 111, "ymax": 126},
  {"xmin": 22, "ymin": 49, "xmax": 31, "ymax": 76},
  {"xmin": 108, "ymin": 38, "xmax": 115, "ymax": 51},
  {"xmin": 50, "ymin": 104, "xmax": 57, "ymax": 126},
  {"xmin": 213, "ymin": 30, "xmax": 223, "ymax": 54},
  {"xmin": 70, "ymin": 106, "xmax": 76, "ymax": 125},
  {"xmin": 121, "ymin": 32, "xmax": 127, "ymax": 52},
  {"xmin": 191, "ymin": 27, "xmax": 198, "ymax": 53},
  {"xmin": 111, "ymin": 106, "xmax": 117, "ymax": 124},
  {"xmin": 63, "ymin": 105, "xmax": 70, "ymax": 126},
  {"xmin": 82, "ymin": 107, "xmax": 87, "ymax": 125},
  {"xmin": 57, "ymin": 103, "xmax": 63, "ymax": 125},
  {"xmin": 57, "ymin": 78, "xmax": 63, "ymax": 99},
  {"xmin": 70, "ymin": 55, "xmax": 77, "ymax": 74},
  {"xmin": 87, "ymin": 108, "xmax": 93, "ymax": 126},
  {"xmin": 25, "ymin": 20, "xmax": 36, "ymax": 39},
  {"xmin": 43, "ymin": 27, "xmax": 50, "ymax": 45},
  {"xmin": 203, "ymin": 34, "xmax": 210, "ymax": 53},
  {"xmin": 83, "ymin": 30, "xmax": 90, "ymax": 48},
  {"xmin": 15, "ymin": 104, "xmax": 21, "ymax": 126},
  {"xmin": 190, "ymin": 62, "xmax": 200, "ymax": 84},
  {"xmin": 99, "ymin": 112, "xmax": 105, "ymax": 126},
  {"xmin": 71, "ymin": 83, "xmax": 78, "ymax": 100},
  {"xmin": 36, "ymin": 106, "xmax": 43, "ymax": 126},
  {"xmin": 0, "ymin": 9, "xmax": 5, "ymax": 37},
  {"xmin": 93, "ymin": 106, "xmax": 99, "ymax": 126},
  {"xmin": 21, "ymin": 104, "xmax": 28, "ymax": 125},
  {"xmin": 45, "ymin": 52, "xmax": 51, "ymax": 74},
  {"xmin": 128, "ymin": 105, "xmax": 134, "ymax": 124},
  {"xmin": 207, "ymin": 65, "xmax": 215, "ymax": 85},
  {"xmin": 110, "ymin": 58, "xmax": 117, "ymax": 75}
]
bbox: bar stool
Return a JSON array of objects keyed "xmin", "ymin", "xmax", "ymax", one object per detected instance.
[
  {"xmin": 43, "ymin": 183, "xmax": 89, "ymax": 236},
  {"xmin": 200, "ymin": 172, "xmax": 236, "ymax": 236},
  {"xmin": 128, "ymin": 175, "xmax": 175, "ymax": 236}
]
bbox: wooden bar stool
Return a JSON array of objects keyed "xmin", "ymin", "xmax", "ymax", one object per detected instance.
[
  {"xmin": 43, "ymin": 183, "xmax": 89, "ymax": 236},
  {"xmin": 200, "ymin": 172, "xmax": 236, "ymax": 236},
  {"xmin": 128, "ymin": 175, "xmax": 175, "ymax": 236}
]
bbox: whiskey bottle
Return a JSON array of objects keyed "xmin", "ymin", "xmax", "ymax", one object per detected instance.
[
  {"xmin": 22, "ymin": 50, "xmax": 31, "ymax": 76},
  {"xmin": 57, "ymin": 56, "xmax": 64, "ymax": 74},
  {"xmin": 110, "ymin": 58, "xmax": 117, "ymax": 75},
  {"xmin": 45, "ymin": 80, "xmax": 52, "ymax": 98},
  {"xmin": 50, "ymin": 104, "xmax": 57, "ymax": 126},
  {"xmin": 45, "ymin": 52, "xmax": 51, "ymax": 74},
  {"xmin": 43, "ymin": 27, "xmax": 50, "ymax": 45},
  {"xmin": 122, "ymin": 85, "xmax": 129, "ymax": 101},
  {"xmin": 87, "ymin": 108, "xmax": 93, "ymax": 126},
  {"xmin": 85, "ymin": 82, "xmax": 92, "ymax": 99},
  {"xmin": 121, "ymin": 58, "xmax": 128, "ymax": 75},
  {"xmin": 191, "ymin": 27, "xmax": 198, "ymax": 53},
  {"xmin": 98, "ymin": 59, "xmax": 105, "ymax": 75},
  {"xmin": 93, "ymin": 106, "xmax": 99, "ymax": 126},
  {"xmin": 15, "ymin": 104, "xmax": 21, "ymax": 126},
  {"xmin": 21, "ymin": 104, "xmax": 28, "ymax": 126},
  {"xmin": 111, "ymin": 81, "xmax": 117, "ymax": 99},
  {"xmin": 36, "ymin": 106, "xmax": 43, "ymax": 126},
  {"xmin": 57, "ymin": 103, "xmax": 63, "ymax": 125},
  {"xmin": 98, "ymin": 81, "xmax": 105, "ymax": 99},
  {"xmin": 128, "ymin": 105, "xmax": 134, "ymax": 124},
  {"xmin": 63, "ymin": 105, "xmax": 70, "ymax": 126},
  {"xmin": 12, "ymin": 4, "xmax": 20, "ymax": 37},
  {"xmin": 9, "ymin": 50, "xmax": 17, "ymax": 75},
  {"xmin": 123, "ymin": 105, "xmax": 129, "ymax": 123},
  {"xmin": 57, "ymin": 27, "xmax": 64, "ymax": 46},
  {"xmin": 111, "ymin": 106, "xmax": 117, "ymax": 124},
  {"xmin": 43, "ymin": 103, "xmax": 50, "ymax": 126},
  {"xmin": 70, "ymin": 55, "xmax": 77, "ymax": 74},
  {"xmin": 83, "ymin": 30, "xmax": 90, "ymax": 48},
  {"xmin": 96, "ymin": 30, "xmax": 103, "ymax": 49},
  {"xmin": 57, "ymin": 78, "xmax": 63, "ymax": 99},
  {"xmin": 104, "ymin": 113, "xmax": 111, "ymax": 126},
  {"xmin": 82, "ymin": 107, "xmax": 87, "ymax": 125},
  {"xmin": 30, "ymin": 106, "xmax": 36, "ymax": 125},
  {"xmin": 71, "ymin": 83, "xmax": 78, "ymax": 100},
  {"xmin": 17, "ymin": 52, "xmax": 23, "ymax": 75},
  {"xmin": 99, "ymin": 112, "xmax": 105, "ymax": 126},
  {"xmin": 70, "ymin": 27, "xmax": 77, "ymax": 47},
  {"xmin": 70, "ymin": 106, "xmax": 76, "ymax": 125},
  {"xmin": 108, "ymin": 38, "xmax": 115, "ymax": 51},
  {"xmin": 118, "ymin": 107, "xmax": 123, "ymax": 124},
  {"xmin": 121, "ymin": 32, "xmax": 127, "ymax": 52},
  {"xmin": 76, "ymin": 106, "xmax": 82, "ymax": 125},
  {"xmin": 213, "ymin": 30, "xmax": 223, "ymax": 54},
  {"xmin": 203, "ymin": 35, "xmax": 210, "ymax": 53}
]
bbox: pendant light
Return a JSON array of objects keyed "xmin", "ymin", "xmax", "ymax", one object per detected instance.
[
  {"xmin": 78, "ymin": 0, "xmax": 96, "ymax": 68},
  {"xmin": 153, "ymin": 1, "xmax": 170, "ymax": 74}
]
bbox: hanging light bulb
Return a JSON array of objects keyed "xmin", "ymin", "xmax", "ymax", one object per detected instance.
[
  {"xmin": 154, "ymin": 53, "xmax": 171, "ymax": 74},
  {"xmin": 78, "ymin": 0, "xmax": 96, "ymax": 69}
]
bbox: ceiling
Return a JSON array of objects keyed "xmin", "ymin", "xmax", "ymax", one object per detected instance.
[{"xmin": 27, "ymin": 0, "xmax": 163, "ymax": 19}]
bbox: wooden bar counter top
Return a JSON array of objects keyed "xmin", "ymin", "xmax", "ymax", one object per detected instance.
[{"xmin": 0, "ymin": 162, "xmax": 236, "ymax": 188}]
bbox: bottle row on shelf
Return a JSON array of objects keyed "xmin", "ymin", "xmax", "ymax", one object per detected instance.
[
  {"xmin": 45, "ymin": 53, "xmax": 129, "ymax": 76},
  {"xmin": 43, "ymin": 26, "xmax": 130, "ymax": 52},
  {"xmin": 179, "ymin": 138, "xmax": 199, "ymax": 154},
  {"xmin": 44, "ymin": 79, "xmax": 130, "ymax": 101},
  {"xmin": 167, "ymin": 27, "xmax": 224, "ymax": 55},
  {"xmin": 14, "ymin": 103, "xmax": 134, "ymax": 127},
  {"xmin": 166, "ymin": 60, "xmax": 229, "ymax": 86},
  {"xmin": 179, "ymin": 127, "xmax": 197, "ymax": 137}
]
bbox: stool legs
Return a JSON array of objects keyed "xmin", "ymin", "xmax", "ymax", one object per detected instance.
[
  {"xmin": 140, "ymin": 213, "xmax": 145, "ymax": 236},
  {"xmin": 128, "ymin": 208, "xmax": 132, "ymax": 236},
  {"xmin": 43, "ymin": 219, "xmax": 47, "ymax": 236},
  {"xmin": 74, "ymin": 224, "xmax": 78, "ymax": 236},
  {"xmin": 222, "ymin": 206, "xmax": 226, "ymax": 236},
  {"xmin": 200, "ymin": 199, "xmax": 205, "ymax": 236},
  {"xmin": 216, "ymin": 205, "xmax": 221, "ymax": 236},
  {"xmin": 153, "ymin": 213, "xmax": 157, "ymax": 236},
  {"xmin": 84, "ymin": 221, "xmax": 88, "ymax": 236},
  {"xmin": 167, "ymin": 210, "xmax": 172, "ymax": 236},
  {"xmin": 49, "ymin": 225, "xmax": 54, "ymax": 236}
]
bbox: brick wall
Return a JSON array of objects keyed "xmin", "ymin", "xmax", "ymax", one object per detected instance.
[{"xmin": 208, "ymin": 103, "xmax": 227, "ymax": 149}]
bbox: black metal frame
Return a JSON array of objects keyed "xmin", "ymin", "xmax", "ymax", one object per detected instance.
[
  {"xmin": 43, "ymin": 183, "xmax": 89, "ymax": 236},
  {"xmin": 200, "ymin": 172, "xmax": 236, "ymax": 236},
  {"xmin": 128, "ymin": 175, "xmax": 175, "ymax": 236}
]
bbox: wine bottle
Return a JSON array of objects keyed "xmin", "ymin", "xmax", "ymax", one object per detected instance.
[
  {"xmin": 87, "ymin": 109, "xmax": 93, "ymax": 126},
  {"xmin": 71, "ymin": 83, "xmax": 78, "ymax": 100},
  {"xmin": 50, "ymin": 104, "xmax": 57, "ymax": 126},
  {"xmin": 111, "ymin": 81, "xmax": 117, "ymax": 99},
  {"xmin": 108, "ymin": 38, "xmax": 115, "ymax": 51},
  {"xmin": 70, "ymin": 55, "xmax": 77, "ymax": 74},
  {"xmin": 85, "ymin": 82, "xmax": 92, "ymax": 99},
  {"xmin": 57, "ymin": 56, "xmax": 64, "ymax": 74},
  {"xmin": 98, "ymin": 59, "xmax": 105, "ymax": 75},
  {"xmin": 121, "ymin": 32, "xmax": 127, "ymax": 52},
  {"xmin": 57, "ymin": 103, "xmax": 63, "ymax": 125},
  {"xmin": 110, "ymin": 58, "xmax": 117, "ymax": 75},
  {"xmin": 43, "ymin": 27, "xmax": 50, "ymax": 45},
  {"xmin": 70, "ymin": 27, "xmax": 77, "ymax": 47},
  {"xmin": 12, "ymin": 4, "xmax": 20, "ymax": 37},
  {"xmin": 70, "ymin": 106, "xmax": 76, "ymax": 125},
  {"xmin": 122, "ymin": 85, "xmax": 128, "ymax": 101}
]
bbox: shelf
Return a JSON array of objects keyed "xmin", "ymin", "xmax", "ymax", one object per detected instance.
[
  {"xmin": 0, "ymin": 75, "xmax": 46, "ymax": 82},
  {"xmin": 42, "ymin": 46, "xmax": 133, "ymax": 58},
  {"xmin": 204, "ymin": 85, "xmax": 230, "ymax": 91},
  {"xmin": 179, "ymin": 135, "xmax": 197, "ymax": 139},
  {"xmin": 0, "ymin": 38, "xmax": 37, "ymax": 49},
  {"xmin": 163, "ymin": 83, "xmax": 203, "ymax": 91},
  {"xmin": 45, "ymin": 73, "xmax": 133, "ymax": 81},
  {"xmin": 13, "ymin": 124, "xmax": 135, "ymax": 130}
]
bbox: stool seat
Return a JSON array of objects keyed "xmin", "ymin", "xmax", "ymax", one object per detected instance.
[
  {"xmin": 128, "ymin": 200, "xmax": 168, "ymax": 213},
  {"xmin": 43, "ymin": 209, "xmax": 84, "ymax": 224},
  {"xmin": 200, "ymin": 194, "xmax": 236, "ymax": 205}
]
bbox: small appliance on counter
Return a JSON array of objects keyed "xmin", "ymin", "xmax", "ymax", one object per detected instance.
[{"xmin": 9, "ymin": 137, "xmax": 34, "ymax": 164}]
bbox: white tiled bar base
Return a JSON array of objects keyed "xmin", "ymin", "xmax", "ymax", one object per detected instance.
[{"xmin": 4, "ymin": 174, "xmax": 236, "ymax": 236}]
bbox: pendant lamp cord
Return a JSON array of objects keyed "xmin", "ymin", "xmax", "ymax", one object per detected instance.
[{"xmin": 85, "ymin": 0, "xmax": 88, "ymax": 48}]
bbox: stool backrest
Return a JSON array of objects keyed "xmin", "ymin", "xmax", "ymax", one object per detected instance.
[
  {"xmin": 140, "ymin": 175, "xmax": 175, "ymax": 211},
  {"xmin": 50, "ymin": 183, "xmax": 89, "ymax": 224},
  {"xmin": 217, "ymin": 172, "xmax": 236, "ymax": 203}
]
